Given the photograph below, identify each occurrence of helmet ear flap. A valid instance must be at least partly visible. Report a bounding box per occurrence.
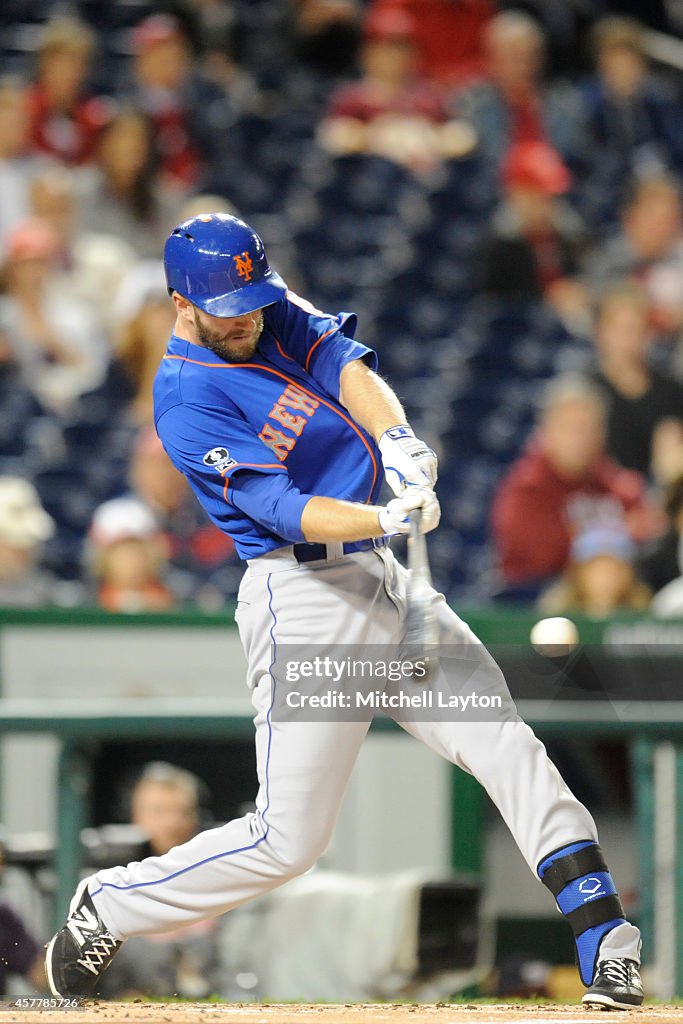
[163,214,287,317]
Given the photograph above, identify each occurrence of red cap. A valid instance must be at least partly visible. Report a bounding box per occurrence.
[133,14,183,54]
[503,141,571,195]
[6,218,60,262]
[365,6,416,41]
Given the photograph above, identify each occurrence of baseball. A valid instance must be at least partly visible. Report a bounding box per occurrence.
[530,616,579,657]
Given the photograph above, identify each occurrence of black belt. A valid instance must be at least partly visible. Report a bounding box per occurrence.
[293,537,390,563]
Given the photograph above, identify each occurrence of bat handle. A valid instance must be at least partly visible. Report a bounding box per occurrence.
[408,507,422,543]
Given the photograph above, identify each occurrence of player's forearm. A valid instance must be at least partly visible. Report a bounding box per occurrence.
[300,496,384,542]
[338,359,407,441]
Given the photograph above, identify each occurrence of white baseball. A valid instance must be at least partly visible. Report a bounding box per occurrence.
[530,616,579,658]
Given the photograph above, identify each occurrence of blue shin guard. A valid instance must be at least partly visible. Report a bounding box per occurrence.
[538,841,626,985]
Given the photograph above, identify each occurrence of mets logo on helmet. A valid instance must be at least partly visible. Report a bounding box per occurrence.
[234,252,254,282]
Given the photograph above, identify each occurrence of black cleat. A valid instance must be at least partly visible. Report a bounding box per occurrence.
[582,958,644,1010]
[45,878,122,997]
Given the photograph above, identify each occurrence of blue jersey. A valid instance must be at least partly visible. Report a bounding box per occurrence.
[153,293,382,559]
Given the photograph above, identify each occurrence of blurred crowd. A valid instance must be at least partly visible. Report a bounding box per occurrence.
[1,0,683,618]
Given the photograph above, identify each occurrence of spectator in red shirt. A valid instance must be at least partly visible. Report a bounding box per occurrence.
[328,8,448,126]
[366,0,494,86]
[491,375,662,587]
[26,18,110,166]
[323,8,470,172]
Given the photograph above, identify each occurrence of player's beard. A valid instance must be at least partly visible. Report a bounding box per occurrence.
[192,309,264,363]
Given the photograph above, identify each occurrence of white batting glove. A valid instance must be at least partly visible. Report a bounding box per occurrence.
[378,425,438,496]
[378,485,441,536]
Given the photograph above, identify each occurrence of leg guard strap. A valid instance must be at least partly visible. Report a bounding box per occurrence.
[566,894,625,937]
[541,842,609,898]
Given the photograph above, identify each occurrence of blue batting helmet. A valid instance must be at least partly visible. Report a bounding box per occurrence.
[164,213,287,317]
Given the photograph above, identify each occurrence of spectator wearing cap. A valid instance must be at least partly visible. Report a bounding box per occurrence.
[73,107,179,259]
[456,11,586,171]
[366,0,494,87]
[538,520,651,618]
[491,375,662,592]
[322,8,469,172]
[0,477,57,607]
[589,283,683,477]
[126,14,230,191]
[0,218,107,413]
[26,18,111,167]
[580,17,683,181]
[479,140,587,323]
[87,496,176,613]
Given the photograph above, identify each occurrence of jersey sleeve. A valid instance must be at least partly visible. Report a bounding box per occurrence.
[156,401,310,541]
[228,470,310,542]
[267,292,378,398]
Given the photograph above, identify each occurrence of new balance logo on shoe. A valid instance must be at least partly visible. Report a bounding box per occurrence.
[67,907,101,947]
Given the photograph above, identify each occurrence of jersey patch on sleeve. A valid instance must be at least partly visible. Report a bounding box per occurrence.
[203,446,238,473]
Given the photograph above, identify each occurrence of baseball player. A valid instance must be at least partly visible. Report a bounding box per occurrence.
[46,214,643,1009]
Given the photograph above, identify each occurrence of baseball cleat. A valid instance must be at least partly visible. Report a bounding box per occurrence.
[45,878,122,997]
[582,958,644,1010]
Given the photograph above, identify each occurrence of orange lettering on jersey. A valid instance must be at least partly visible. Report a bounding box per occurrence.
[258,424,297,462]
[234,252,254,282]
[259,386,320,462]
[269,403,306,436]
[279,385,320,417]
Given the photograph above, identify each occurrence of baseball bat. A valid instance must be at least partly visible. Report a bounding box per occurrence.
[404,508,439,672]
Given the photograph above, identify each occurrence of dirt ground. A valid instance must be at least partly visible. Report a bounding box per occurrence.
[0,1003,681,1024]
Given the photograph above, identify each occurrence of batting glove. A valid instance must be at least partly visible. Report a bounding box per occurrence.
[378,425,438,496]
[378,485,441,536]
